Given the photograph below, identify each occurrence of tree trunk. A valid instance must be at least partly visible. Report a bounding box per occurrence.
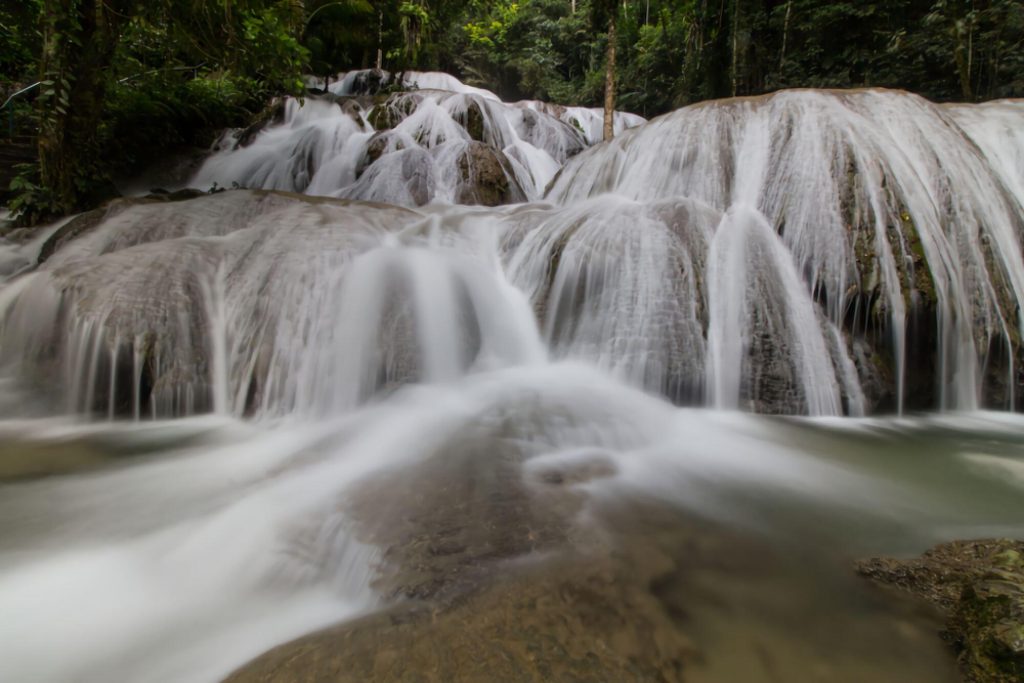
[603,10,616,142]
[954,19,974,100]
[377,9,384,69]
[730,0,739,97]
[37,0,121,217]
[679,2,706,105]
[779,0,792,71]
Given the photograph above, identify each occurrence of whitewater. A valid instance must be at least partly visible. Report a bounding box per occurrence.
[1,71,1023,682]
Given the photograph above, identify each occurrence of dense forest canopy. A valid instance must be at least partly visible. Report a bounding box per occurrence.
[1,0,1022,223]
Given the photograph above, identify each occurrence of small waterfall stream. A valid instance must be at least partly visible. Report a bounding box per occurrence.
[1,74,1024,682]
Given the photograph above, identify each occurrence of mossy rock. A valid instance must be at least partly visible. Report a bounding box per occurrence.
[455,142,525,207]
[367,93,420,131]
[858,539,1024,682]
[355,133,406,180]
[453,100,487,142]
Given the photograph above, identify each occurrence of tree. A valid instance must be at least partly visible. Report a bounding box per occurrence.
[592,0,617,140]
[9,0,1024,225]
[304,1,378,78]
[14,0,311,224]
[35,0,129,218]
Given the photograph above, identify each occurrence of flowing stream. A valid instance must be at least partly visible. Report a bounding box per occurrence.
[1,74,1024,682]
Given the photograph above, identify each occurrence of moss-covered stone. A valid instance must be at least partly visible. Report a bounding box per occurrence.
[857,539,1024,682]
[896,207,936,307]
[355,132,406,180]
[367,93,420,131]
[454,100,487,142]
[454,141,525,207]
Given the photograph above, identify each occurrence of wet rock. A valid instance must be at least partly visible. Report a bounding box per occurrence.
[346,69,391,96]
[236,99,288,148]
[221,437,700,683]
[236,92,367,149]
[165,188,207,202]
[455,141,525,207]
[37,208,108,265]
[2,226,36,244]
[338,98,366,126]
[850,337,896,412]
[314,94,371,128]
[453,100,487,142]
[38,188,213,266]
[397,148,434,206]
[368,93,421,131]
[857,539,1024,682]
[355,132,406,180]
[517,107,587,160]
[742,309,805,414]
[223,552,697,683]
[144,188,207,202]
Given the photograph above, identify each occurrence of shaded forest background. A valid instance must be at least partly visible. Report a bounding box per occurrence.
[2,0,1023,222]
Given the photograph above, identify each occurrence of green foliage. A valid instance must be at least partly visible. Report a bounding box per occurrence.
[463,2,519,50]
[445,0,1024,112]
[240,5,309,95]
[399,1,432,63]
[449,0,599,103]
[104,72,264,173]
[6,0,311,224]
[0,0,41,86]
[5,0,1024,225]
[304,1,376,79]
[7,163,61,227]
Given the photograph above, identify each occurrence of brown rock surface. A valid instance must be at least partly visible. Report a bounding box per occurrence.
[858,539,1024,682]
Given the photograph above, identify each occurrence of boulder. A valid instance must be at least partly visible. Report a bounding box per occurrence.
[455,141,525,207]
[858,539,1024,682]
[368,92,421,132]
[235,99,288,148]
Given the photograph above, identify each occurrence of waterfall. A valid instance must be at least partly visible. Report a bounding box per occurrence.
[550,88,1024,412]
[192,70,644,207]
[4,74,1024,683]
[705,205,843,415]
[2,79,1024,418]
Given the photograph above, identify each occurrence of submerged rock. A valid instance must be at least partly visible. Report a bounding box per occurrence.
[225,472,957,683]
[858,539,1024,682]
[223,435,701,683]
[223,552,697,683]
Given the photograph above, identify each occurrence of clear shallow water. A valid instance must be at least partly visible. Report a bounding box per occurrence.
[0,364,1022,682]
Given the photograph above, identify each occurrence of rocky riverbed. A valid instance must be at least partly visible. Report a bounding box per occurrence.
[224,436,963,683]
[859,539,1024,682]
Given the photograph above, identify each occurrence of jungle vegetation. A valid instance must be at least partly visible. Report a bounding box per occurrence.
[2,0,1022,224]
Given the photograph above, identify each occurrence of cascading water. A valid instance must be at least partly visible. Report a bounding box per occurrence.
[2,75,1024,683]
[193,70,644,207]
[550,88,1024,412]
[705,205,844,415]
